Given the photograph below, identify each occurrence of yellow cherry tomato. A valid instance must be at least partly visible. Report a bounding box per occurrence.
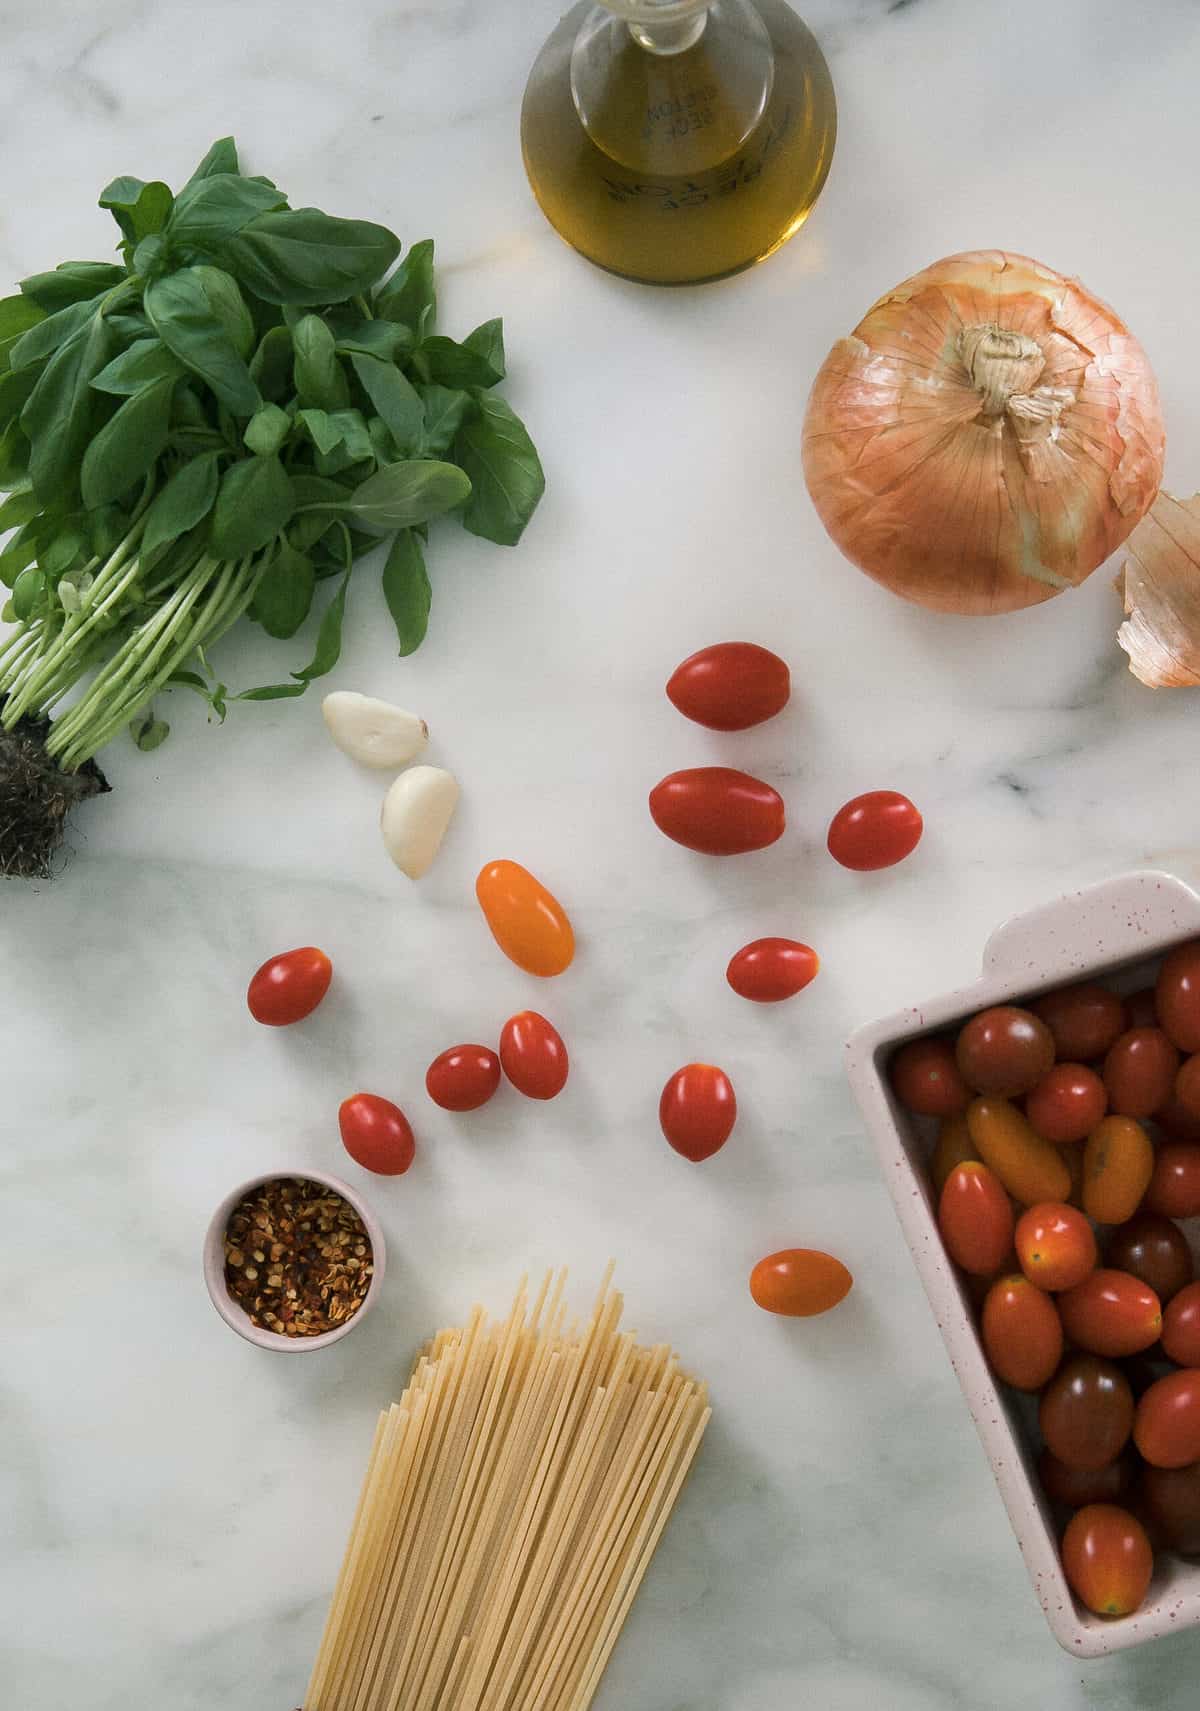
[1082,1116,1155,1225]
[476,860,575,977]
[966,1096,1071,1206]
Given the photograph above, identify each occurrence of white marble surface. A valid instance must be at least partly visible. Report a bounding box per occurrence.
[6,1,1200,1706]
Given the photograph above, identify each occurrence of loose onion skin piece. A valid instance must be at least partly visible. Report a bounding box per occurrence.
[1117,491,1200,687]
[802,251,1164,615]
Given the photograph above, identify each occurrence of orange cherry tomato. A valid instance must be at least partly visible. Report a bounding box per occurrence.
[1134,1370,1200,1468]
[938,1162,1014,1276]
[1058,1270,1162,1358]
[1061,1504,1153,1617]
[826,790,922,871]
[1174,1053,1200,1119]
[1106,1212,1194,1304]
[1156,939,1200,1052]
[1103,1027,1179,1118]
[1014,1202,1097,1292]
[980,1274,1063,1391]
[246,945,332,1026]
[890,1036,971,1118]
[475,861,574,977]
[957,1007,1055,1097]
[666,641,790,731]
[499,1011,568,1101]
[338,1092,415,1176]
[1081,1116,1154,1225]
[966,1097,1071,1206]
[1038,1448,1134,1510]
[425,1045,501,1112]
[726,938,819,1003]
[1032,982,1125,1061]
[930,1113,978,1195]
[749,1248,852,1316]
[1144,1142,1200,1218]
[649,767,785,856]
[1025,1064,1107,1144]
[1161,1282,1200,1367]
[659,1063,737,1162]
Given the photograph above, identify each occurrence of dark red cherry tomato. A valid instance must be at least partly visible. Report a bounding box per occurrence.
[1174,1053,1200,1120]
[666,642,790,731]
[956,1007,1056,1097]
[1039,1356,1134,1471]
[1134,1370,1200,1468]
[246,946,332,1026]
[1106,1213,1194,1305]
[1061,1504,1152,1617]
[1038,1448,1134,1510]
[1124,988,1160,1031]
[1145,1142,1200,1218]
[499,1012,568,1101]
[338,1092,415,1175]
[1161,1282,1200,1367]
[726,938,818,1003]
[1157,940,1200,1053]
[1103,1027,1180,1118]
[425,1045,502,1112]
[890,1036,971,1117]
[1032,982,1125,1061]
[826,790,922,871]
[1025,1063,1108,1144]
[660,1063,737,1162]
[649,768,785,856]
[1141,1462,1200,1553]
[1156,1097,1200,1143]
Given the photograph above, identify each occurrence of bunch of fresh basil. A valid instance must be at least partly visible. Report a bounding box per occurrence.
[0,136,544,773]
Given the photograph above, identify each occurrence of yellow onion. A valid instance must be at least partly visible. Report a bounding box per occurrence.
[1117,492,1200,687]
[802,251,1165,615]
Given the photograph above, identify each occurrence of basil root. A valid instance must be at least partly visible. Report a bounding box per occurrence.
[0,138,544,877]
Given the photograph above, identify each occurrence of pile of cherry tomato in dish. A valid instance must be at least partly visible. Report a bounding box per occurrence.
[891,940,1200,1619]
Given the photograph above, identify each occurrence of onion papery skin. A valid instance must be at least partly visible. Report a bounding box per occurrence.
[802,251,1165,615]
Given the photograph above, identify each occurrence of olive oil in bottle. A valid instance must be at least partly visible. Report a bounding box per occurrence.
[521,0,836,287]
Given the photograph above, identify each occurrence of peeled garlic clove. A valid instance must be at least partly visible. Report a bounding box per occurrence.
[322,691,428,769]
[381,766,460,879]
[1117,492,1200,688]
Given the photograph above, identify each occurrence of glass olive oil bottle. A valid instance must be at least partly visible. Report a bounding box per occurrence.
[521,0,836,286]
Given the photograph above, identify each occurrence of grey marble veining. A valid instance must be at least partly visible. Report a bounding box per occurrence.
[5,1,1200,1706]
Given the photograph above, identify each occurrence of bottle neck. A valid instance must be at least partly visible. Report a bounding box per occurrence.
[601,1,710,56]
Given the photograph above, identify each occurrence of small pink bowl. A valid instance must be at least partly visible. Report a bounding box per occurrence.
[203,1168,386,1352]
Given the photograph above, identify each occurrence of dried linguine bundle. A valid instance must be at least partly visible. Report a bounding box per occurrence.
[303,1269,710,1711]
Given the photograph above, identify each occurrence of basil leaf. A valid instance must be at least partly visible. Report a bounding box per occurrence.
[12,565,45,620]
[8,298,97,374]
[350,353,423,453]
[381,528,430,656]
[0,520,37,583]
[375,239,435,330]
[298,408,372,466]
[333,319,412,362]
[184,137,240,186]
[238,681,309,701]
[248,325,294,402]
[416,320,504,390]
[88,502,132,558]
[20,263,127,314]
[91,338,184,396]
[80,372,174,509]
[417,383,472,457]
[190,265,255,358]
[293,314,349,410]
[168,174,286,247]
[20,314,116,504]
[251,539,315,638]
[454,393,544,546]
[243,402,290,457]
[145,269,260,416]
[0,488,39,532]
[99,177,173,247]
[342,459,470,533]
[216,208,401,306]
[0,367,37,433]
[294,568,349,680]
[210,453,294,557]
[141,449,221,564]
[132,709,170,752]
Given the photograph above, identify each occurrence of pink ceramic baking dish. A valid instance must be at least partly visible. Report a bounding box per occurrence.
[846,868,1200,1657]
